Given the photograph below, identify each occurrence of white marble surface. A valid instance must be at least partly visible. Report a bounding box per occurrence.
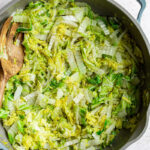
[0,0,150,150]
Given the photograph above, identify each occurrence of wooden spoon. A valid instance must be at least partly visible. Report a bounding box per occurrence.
[0,17,24,107]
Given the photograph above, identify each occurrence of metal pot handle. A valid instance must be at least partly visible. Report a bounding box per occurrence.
[137,0,146,23]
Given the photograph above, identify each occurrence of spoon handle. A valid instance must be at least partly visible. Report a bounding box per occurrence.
[0,70,6,107]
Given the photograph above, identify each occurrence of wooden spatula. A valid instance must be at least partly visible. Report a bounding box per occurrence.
[0,17,24,107]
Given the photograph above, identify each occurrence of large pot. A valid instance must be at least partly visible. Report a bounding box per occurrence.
[0,0,150,149]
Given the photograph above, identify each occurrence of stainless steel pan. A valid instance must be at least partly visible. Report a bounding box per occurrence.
[0,0,150,149]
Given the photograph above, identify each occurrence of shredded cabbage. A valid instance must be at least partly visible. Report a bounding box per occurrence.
[0,0,145,149]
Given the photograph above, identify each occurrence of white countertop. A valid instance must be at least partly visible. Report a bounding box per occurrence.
[0,0,150,150]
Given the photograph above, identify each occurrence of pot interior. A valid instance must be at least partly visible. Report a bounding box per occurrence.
[0,0,150,149]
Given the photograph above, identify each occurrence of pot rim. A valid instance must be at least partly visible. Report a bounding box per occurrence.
[0,0,150,150]
[107,0,150,149]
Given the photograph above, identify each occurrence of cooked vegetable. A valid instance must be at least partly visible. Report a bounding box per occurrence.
[0,109,9,119]
[0,0,145,149]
